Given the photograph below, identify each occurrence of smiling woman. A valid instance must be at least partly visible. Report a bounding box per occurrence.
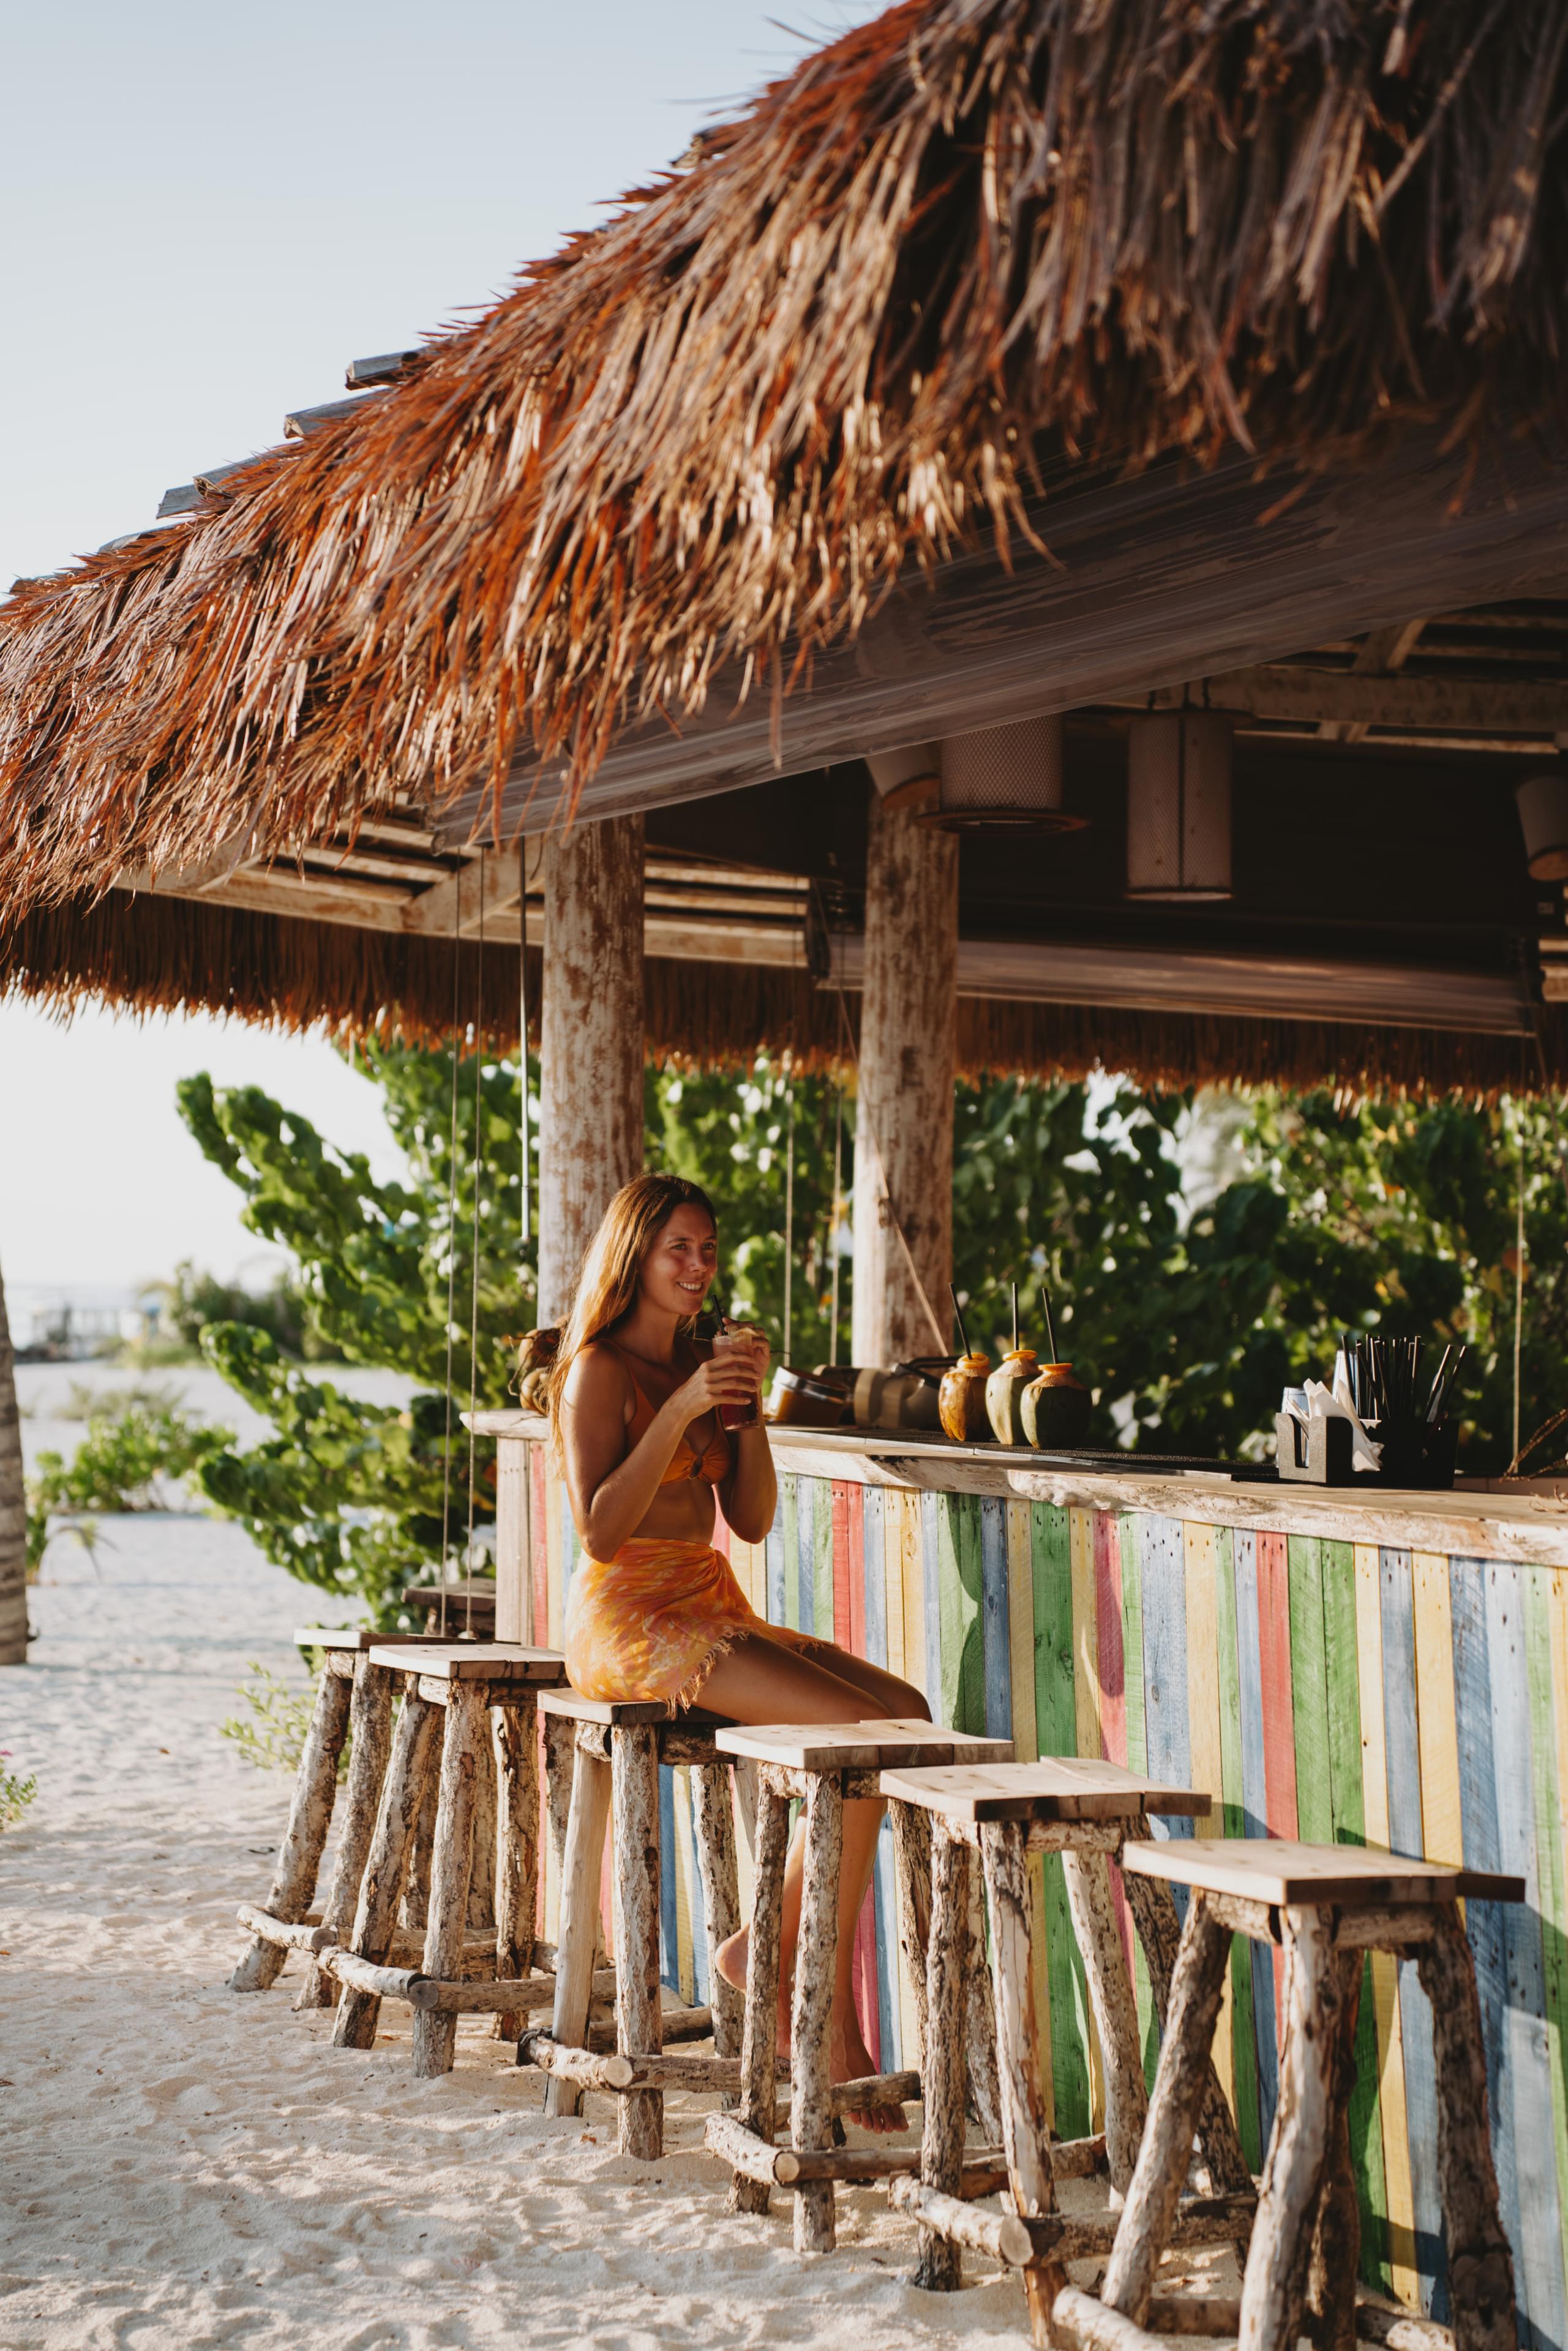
[549,1170,929,2128]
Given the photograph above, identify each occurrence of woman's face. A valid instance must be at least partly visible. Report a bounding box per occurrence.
[640,1203,718,1318]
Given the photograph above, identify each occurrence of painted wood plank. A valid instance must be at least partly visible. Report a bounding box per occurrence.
[861,1487,886,1670]
[1070,1508,1103,1766]
[658,1761,681,1998]
[921,1491,944,1716]
[1448,1559,1529,2345]
[1119,1512,1155,2079]
[530,1443,549,1653]
[814,1475,836,1643]
[1382,1545,1444,2317]
[1234,1529,1280,2150]
[1185,1521,1231,2111]
[1007,1501,1039,1764]
[1355,1542,1418,2307]
[544,1461,565,1649]
[1095,1513,1128,1768]
[980,1496,1013,1743]
[873,1809,901,2069]
[673,1762,705,2007]
[768,1479,790,1630]
[1538,1569,1568,2302]
[1033,1499,1091,2139]
[1215,1524,1262,2173]
[1140,1515,1193,1849]
[844,1482,865,1659]
[898,1487,924,1698]
[1482,1562,1567,2351]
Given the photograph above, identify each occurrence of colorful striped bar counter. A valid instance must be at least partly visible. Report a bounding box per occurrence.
[478,1411,1568,2344]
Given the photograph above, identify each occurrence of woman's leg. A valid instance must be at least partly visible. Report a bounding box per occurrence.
[699,1632,927,2129]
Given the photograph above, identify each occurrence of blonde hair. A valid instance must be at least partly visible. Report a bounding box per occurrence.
[547,1173,718,1431]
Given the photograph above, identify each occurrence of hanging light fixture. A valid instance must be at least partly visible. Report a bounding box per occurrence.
[1125,711,1233,901]
[866,718,1084,830]
[1515,770,1568,880]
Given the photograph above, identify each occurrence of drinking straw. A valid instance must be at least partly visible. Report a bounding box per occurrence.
[949,1282,972,1360]
[1042,1283,1059,1364]
[1011,1281,1019,1356]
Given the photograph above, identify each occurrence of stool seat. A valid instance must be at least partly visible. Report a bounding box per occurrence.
[295,1625,452,1652]
[538,1687,731,1730]
[716,1717,1011,1771]
[1122,1834,1525,1909]
[367,1641,566,1684]
[882,1758,1211,1823]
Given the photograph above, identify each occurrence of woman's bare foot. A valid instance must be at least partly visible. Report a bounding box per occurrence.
[832,2009,906,2134]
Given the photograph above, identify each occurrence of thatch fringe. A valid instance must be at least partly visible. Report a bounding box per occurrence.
[2,0,1566,915]
[4,893,1560,1100]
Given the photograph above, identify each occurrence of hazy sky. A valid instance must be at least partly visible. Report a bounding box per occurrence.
[0,0,879,1313]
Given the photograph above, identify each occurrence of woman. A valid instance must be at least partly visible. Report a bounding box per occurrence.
[553,1171,926,2131]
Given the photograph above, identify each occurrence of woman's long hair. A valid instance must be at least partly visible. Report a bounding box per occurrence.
[547,1172,718,1434]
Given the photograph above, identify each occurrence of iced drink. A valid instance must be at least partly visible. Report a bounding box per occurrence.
[711,1324,762,1430]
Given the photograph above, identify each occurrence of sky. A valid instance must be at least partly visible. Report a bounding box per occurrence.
[0,0,880,1319]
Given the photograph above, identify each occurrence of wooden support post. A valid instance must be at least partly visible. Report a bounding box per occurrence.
[729,1782,790,2217]
[536,814,645,1323]
[545,1745,612,2118]
[613,1723,664,2159]
[980,1820,1065,2349]
[914,1822,970,2292]
[402,1732,441,1933]
[790,1772,845,2252]
[1308,1949,1366,2351]
[467,1709,498,1933]
[692,1761,743,2060]
[493,1692,541,2038]
[891,1798,934,2077]
[1102,1891,1232,2326]
[231,1664,354,1992]
[412,1682,486,2077]
[296,1654,396,2009]
[964,1857,1003,2143]
[333,1690,442,2048]
[1121,1843,1255,2198]
[1062,1847,1148,2196]
[1414,1908,1518,2351]
[1236,1905,1348,2351]
[849,788,957,1366]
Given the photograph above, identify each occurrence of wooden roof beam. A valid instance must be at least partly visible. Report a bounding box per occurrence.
[1132,666,1568,733]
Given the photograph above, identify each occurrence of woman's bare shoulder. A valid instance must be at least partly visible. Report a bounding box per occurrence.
[563,1340,634,1414]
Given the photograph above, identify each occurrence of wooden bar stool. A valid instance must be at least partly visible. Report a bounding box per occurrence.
[517,1688,746,2160]
[1054,1839,1525,2351]
[325,1643,568,2074]
[230,1626,448,1996]
[874,1758,1255,2330]
[707,1717,1013,2255]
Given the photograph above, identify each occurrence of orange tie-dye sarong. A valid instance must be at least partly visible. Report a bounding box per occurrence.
[564,1537,825,1712]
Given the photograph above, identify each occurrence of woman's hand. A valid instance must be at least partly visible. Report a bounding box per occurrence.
[724,1322,771,1404]
[671,1352,757,1425]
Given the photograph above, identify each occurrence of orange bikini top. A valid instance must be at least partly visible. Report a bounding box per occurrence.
[603,1338,731,1486]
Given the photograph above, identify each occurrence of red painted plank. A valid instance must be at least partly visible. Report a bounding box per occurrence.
[832,1481,853,1651]
[530,1444,549,1649]
[710,1498,732,1560]
[1255,1529,1299,2018]
[852,1881,880,2068]
[846,1482,867,1659]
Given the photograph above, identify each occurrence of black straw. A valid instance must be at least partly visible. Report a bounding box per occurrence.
[1042,1283,1059,1364]
[949,1282,972,1360]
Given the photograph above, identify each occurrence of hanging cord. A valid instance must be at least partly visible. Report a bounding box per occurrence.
[827,1015,845,1367]
[809,876,950,1356]
[781,1054,795,1369]
[1513,1103,1526,1472]
[518,838,544,1260]
[465,857,487,1640]
[438,867,465,1641]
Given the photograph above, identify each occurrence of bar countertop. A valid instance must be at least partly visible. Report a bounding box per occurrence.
[470,1409,1568,1569]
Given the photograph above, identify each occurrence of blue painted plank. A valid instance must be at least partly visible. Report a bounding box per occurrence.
[796,1475,818,1637]
[1484,1562,1567,2351]
[1379,1545,1445,2317]
[683,1774,710,2008]
[980,1495,1013,1743]
[765,1485,787,1628]
[863,1487,888,1670]
[1234,1529,1279,2148]
[1450,1558,1527,2346]
[1141,1515,1193,1848]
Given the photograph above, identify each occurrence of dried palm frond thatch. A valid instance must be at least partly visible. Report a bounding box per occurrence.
[2,0,1566,915]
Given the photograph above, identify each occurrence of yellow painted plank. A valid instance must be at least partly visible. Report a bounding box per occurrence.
[1356,1543,1418,2308]
[671,1764,697,2006]
[1184,1523,1232,2111]
[884,1490,908,1685]
[898,1491,925,1703]
[1070,1508,1102,1763]
[1008,1500,1039,1761]
[1411,1552,1462,1867]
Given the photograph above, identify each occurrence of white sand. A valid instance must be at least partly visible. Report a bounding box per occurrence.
[0,1510,1056,2351]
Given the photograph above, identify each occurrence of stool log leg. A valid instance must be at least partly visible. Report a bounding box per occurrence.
[1237,1905,1346,2351]
[231,1663,353,1992]
[296,1657,395,2010]
[1121,1837,1254,2199]
[729,1781,790,2217]
[466,1711,498,1933]
[413,1681,487,2077]
[980,1820,1065,2350]
[493,1692,541,2038]
[790,1770,845,2252]
[402,1728,442,1932]
[613,1723,664,2159]
[544,1745,612,2118]
[964,1860,1004,2144]
[1062,1848,1148,2197]
[543,1712,576,1914]
[333,1690,441,2048]
[1307,1949,1365,2351]
[1102,1891,1232,2326]
[692,1761,743,2061]
[891,1798,934,2079]
[914,1821,970,2292]
[1415,1907,1517,2351]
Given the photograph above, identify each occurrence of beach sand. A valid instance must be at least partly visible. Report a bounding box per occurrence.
[0,1510,1081,2351]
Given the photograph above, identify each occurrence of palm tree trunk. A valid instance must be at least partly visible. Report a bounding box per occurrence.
[0,1259,29,1665]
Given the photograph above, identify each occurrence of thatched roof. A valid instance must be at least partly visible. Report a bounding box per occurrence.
[3,0,1567,916]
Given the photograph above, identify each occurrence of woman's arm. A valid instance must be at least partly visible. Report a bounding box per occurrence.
[560,1342,756,1559]
[718,1329,777,1543]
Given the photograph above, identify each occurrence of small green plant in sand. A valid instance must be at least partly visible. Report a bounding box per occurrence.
[0,1753,38,1830]
[29,1393,231,1524]
[220,1662,351,1778]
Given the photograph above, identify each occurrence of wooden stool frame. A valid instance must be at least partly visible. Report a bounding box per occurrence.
[1054,1838,1525,2351]
[518,1690,746,2161]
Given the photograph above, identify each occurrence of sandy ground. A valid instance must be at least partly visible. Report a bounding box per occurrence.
[0,1505,1062,2351]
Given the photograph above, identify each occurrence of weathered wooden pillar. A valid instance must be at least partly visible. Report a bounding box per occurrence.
[0,1259,28,1667]
[851,789,957,1366]
[536,814,645,1325]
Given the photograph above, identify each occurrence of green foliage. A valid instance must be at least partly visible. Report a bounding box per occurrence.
[0,1754,38,1829]
[151,1261,339,1363]
[219,1662,350,1777]
[28,1394,231,1524]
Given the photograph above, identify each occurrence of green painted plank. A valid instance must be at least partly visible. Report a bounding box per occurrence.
[1525,1572,1568,2317]
[1215,1524,1262,2172]
[1288,1535,1334,1846]
[1119,1511,1155,2080]
[937,1495,984,1736]
[1032,1501,1090,2138]
[1319,1538,1389,2285]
